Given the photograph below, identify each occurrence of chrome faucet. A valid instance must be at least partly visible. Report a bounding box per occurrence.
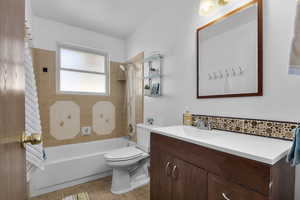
[196,119,213,131]
[207,121,213,130]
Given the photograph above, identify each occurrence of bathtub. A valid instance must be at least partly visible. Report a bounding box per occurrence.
[30,137,130,197]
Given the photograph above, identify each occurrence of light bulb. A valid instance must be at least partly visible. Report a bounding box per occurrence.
[218,0,233,6]
[218,0,231,6]
[199,0,218,16]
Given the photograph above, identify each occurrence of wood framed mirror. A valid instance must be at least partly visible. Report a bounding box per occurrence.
[197,0,263,98]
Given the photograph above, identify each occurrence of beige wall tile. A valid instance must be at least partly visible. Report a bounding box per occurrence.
[33,48,129,147]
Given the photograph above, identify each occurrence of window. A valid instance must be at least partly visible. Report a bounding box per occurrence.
[57,43,109,95]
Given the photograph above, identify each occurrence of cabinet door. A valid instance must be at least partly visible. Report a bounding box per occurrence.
[150,149,173,200]
[172,158,207,200]
[208,174,267,200]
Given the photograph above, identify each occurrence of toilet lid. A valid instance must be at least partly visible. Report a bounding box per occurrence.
[104,147,144,161]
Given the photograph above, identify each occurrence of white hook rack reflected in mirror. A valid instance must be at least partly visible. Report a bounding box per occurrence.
[208,66,245,80]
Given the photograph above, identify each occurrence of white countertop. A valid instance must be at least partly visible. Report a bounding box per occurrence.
[152,126,292,165]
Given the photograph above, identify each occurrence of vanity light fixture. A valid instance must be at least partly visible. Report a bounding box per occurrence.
[218,0,230,6]
[199,0,233,16]
[199,0,218,16]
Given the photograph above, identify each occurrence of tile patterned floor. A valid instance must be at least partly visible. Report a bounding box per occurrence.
[31,177,150,200]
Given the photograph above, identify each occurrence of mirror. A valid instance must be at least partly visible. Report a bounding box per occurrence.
[197,0,263,98]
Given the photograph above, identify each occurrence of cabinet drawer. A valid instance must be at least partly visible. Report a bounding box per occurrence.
[208,174,267,200]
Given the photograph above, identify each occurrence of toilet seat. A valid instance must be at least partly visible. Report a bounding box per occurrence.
[104,147,144,162]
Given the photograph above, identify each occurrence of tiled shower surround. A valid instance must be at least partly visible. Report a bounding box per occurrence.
[192,115,299,141]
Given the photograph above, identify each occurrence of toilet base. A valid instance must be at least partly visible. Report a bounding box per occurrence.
[111,162,149,194]
[111,174,149,195]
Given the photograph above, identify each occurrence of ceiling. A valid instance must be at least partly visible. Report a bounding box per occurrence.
[31,0,165,39]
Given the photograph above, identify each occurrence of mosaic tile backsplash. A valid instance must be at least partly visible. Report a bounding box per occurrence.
[191,115,299,141]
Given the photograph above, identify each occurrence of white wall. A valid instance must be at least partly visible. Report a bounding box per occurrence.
[32,17,125,62]
[126,0,300,198]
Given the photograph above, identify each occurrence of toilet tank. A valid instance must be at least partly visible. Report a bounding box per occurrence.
[136,124,158,153]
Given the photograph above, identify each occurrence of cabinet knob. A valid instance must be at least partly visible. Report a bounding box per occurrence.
[222,193,231,200]
[172,165,178,180]
[165,162,172,176]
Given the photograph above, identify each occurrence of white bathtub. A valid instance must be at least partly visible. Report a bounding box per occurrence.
[30,137,130,197]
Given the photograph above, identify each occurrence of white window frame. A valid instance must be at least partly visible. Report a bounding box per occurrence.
[56,43,110,96]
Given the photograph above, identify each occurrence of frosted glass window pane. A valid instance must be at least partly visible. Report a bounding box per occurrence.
[60,70,106,93]
[60,48,105,73]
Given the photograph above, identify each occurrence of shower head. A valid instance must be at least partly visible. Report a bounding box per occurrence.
[120,65,126,71]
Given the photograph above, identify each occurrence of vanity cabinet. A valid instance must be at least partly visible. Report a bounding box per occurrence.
[172,157,207,200]
[150,149,207,200]
[150,133,295,200]
[150,150,173,200]
[208,174,266,200]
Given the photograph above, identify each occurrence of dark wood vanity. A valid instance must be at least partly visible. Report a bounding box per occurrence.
[150,133,295,200]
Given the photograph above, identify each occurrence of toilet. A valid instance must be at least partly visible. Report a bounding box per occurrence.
[104,124,157,194]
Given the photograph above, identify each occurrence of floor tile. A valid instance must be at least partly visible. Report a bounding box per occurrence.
[30,177,149,200]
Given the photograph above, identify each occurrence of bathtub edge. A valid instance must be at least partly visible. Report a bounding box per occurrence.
[30,171,112,197]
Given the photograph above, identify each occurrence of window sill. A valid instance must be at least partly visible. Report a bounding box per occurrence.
[56,91,109,96]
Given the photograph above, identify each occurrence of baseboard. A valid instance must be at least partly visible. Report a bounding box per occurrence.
[30,171,112,197]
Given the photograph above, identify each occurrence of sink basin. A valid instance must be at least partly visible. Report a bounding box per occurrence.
[153,125,215,140]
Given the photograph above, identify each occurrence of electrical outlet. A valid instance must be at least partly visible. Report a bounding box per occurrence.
[81,126,91,136]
